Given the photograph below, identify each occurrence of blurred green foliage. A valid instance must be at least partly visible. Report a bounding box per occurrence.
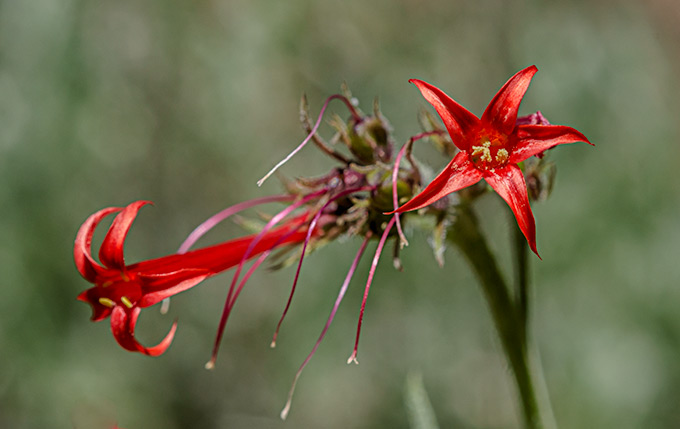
[1,0,679,427]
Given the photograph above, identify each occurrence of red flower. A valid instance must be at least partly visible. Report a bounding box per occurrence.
[391,65,592,255]
[75,201,310,356]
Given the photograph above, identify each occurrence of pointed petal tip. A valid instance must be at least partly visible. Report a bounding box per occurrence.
[408,79,480,151]
[99,200,154,271]
[482,65,539,134]
[74,206,122,282]
[76,290,89,302]
[530,242,541,260]
[110,307,177,357]
[142,319,177,357]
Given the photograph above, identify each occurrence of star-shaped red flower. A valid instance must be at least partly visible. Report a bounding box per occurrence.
[391,65,592,255]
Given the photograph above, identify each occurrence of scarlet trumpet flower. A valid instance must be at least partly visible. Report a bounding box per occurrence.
[75,200,310,356]
[391,65,592,255]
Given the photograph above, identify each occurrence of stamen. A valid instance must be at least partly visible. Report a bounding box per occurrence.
[160,298,170,315]
[271,186,373,347]
[279,235,370,420]
[257,95,362,187]
[178,195,296,253]
[208,193,324,367]
[348,216,396,364]
[101,281,113,288]
[98,297,116,308]
[391,132,444,247]
[495,148,509,163]
[208,218,308,367]
[471,141,492,163]
[120,296,134,309]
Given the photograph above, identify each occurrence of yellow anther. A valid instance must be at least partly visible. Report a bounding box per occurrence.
[495,148,509,163]
[120,296,134,309]
[101,281,113,288]
[98,297,116,308]
[471,141,492,163]
[120,272,130,282]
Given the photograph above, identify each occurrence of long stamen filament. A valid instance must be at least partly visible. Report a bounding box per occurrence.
[280,235,371,420]
[257,95,362,187]
[272,186,374,348]
[178,195,296,253]
[348,216,397,364]
[391,131,445,247]
[207,190,326,368]
[204,218,309,369]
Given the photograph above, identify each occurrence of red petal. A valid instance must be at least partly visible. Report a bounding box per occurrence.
[74,207,122,282]
[509,124,593,164]
[138,273,210,307]
[99,201,152,271]
[110,306,176,356]
[483,165,539,257]
[131,222,309,275]
[409,79,479,151]
[481,66,538,135]
[77,288,112,321]
[390,152,482,214]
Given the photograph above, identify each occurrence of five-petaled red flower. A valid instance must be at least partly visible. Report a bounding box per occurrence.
[391,65,592,255]
[75,201,309,356]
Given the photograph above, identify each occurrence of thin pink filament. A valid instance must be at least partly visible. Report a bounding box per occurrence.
[272,185,374,347]
[178,195,295,253]
[257,94,362,187]
[205,218,309,369]
[348,215,397,364]
[391,131,444,246]
[208,190,326,367]
[280,235,371,420]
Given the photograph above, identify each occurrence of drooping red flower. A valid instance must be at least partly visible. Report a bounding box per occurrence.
[75,200,310,356]
[391,65,592,255]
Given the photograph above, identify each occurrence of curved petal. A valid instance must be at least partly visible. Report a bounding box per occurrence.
[99,201,152,271]
[481,65,538,135]
[77,288,113,321]
[509,124,592,164]
[410,79,479,151]
[110,306,176,356]
[389,152,482,214]
[74,207,121,282]
[138,273,210,307]
[483,165,539,257]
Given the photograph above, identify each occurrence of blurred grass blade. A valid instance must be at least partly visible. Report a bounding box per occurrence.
[404,372,440,429]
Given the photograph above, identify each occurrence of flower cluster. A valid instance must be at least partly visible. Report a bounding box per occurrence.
[74,65,590,418]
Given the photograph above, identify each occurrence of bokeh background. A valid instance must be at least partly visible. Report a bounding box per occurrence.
[2,0,679,427]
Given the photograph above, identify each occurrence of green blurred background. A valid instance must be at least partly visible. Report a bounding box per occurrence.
[2,0,679,427]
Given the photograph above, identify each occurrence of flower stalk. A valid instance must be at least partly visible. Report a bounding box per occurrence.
[449,203,540,428]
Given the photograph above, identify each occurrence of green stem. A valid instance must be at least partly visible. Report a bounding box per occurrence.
[449,205,540,429]
[513,217,530,335]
